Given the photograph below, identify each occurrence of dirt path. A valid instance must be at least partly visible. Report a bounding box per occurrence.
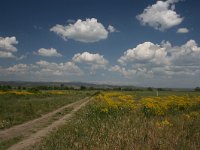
[0,97,89,142]
[7,98,89,150]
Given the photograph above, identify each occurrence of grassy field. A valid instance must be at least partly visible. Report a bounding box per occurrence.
[0,90,93,129]
[122,90,200,99]
[32,91,200,150]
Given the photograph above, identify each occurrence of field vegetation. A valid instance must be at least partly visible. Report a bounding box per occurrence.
[0,90,93,129]
[33,91,200,150]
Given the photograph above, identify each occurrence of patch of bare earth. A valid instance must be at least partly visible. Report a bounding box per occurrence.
[0,97,90,150]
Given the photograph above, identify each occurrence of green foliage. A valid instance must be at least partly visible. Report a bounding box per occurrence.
[0,91,93,129]
[147,87,153,91]
[195,87,200,92]
[0,136,23,150]
[80,86,86,90]
[0,85,12,91]
[27,87,40,93]
[32,92,200,150]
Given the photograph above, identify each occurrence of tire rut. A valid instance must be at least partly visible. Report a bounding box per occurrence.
[0,97,89,141]
[7,98,90,150]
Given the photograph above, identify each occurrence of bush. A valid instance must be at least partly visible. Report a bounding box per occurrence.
[195,87,200,92]
[27,88,40,93]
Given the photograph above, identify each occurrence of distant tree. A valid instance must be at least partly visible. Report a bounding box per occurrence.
[80,86,86,90]
[157,88,164,91]
[113,87,122,91]
[195,87,200,91]
[147,87,153,91]
[0,85,12,91]
[27,87,40,93]
[88,87,95,90]
[63,86,69,90]
[60,84,64,89]
[69,87,75,90]
[122,87,133,91]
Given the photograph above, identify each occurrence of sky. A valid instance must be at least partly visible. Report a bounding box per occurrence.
[0,0,200,88]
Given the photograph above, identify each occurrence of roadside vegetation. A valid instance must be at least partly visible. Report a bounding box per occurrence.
[0,90,93,129]
[33,91,200,150]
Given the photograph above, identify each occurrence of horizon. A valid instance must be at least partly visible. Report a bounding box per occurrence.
[0,80,197,89]
[0,0,200,88]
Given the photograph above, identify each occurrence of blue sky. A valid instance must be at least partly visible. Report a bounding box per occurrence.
[0,0,200,88]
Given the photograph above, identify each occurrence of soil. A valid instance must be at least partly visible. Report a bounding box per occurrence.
[0,97,90,150]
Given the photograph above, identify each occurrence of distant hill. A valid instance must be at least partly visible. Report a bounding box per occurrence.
[0,81,136,89]
[0,81,194,91]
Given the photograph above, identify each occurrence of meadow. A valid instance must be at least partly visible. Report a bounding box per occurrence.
[0,90,93,129]
[32,91,200,150]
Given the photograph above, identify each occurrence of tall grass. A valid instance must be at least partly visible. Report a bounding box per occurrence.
[33,91,200,150]
[0,90,93,129]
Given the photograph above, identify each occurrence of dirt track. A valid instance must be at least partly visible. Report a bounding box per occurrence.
[0,97,90,150]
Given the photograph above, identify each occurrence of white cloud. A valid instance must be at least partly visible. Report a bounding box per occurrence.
[0,37,18,52]
[136,0,183,31]
[37,48,62,57]
[16,53,29,61]
[109,65,136,77]
[6,64,30,74]
[72,52,108,69]
[36,60,83,76]
[0,51,15,58]
[115,40,200,78]
[1,60,83,79]
[50,18,109,43]
[108,25,118,33]
[0,37,18,58]
[118,41,169,65]
[152,65,199,76]
[177,28,189,33]
[168,40,200,65]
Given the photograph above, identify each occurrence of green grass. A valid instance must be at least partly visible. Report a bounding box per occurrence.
[121,90,200,100]
[0,136,23,150]
[0,90,94,129]
[32,92,200,150]
[0,105,74,150]
[50,107,74,122]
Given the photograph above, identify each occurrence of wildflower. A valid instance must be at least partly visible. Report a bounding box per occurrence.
[183,114,191,119]
[189,112,199,118]
[156,119,173,128]
[0,120,10,129]
[101,108,108,113]
[10,91,33,95]
[47,91,66,95]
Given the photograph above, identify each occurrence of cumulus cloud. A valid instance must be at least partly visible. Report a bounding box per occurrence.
[50,18,111,43]
[1,60,83,80]
[72,52,108,69]
[109,65,154,78]
[6,64,30,74]
[37,48,62,57]
[177,28,189,33]
[118,42,169,65]
[0,37,18,52]
[151,65,199,76]
[108,25,118,33]
[36,60,83,76]
[0,51,15,58]
[0,37,18,58]
[136,0,183,31]
[168,40,200,65]
[115,40,200,78]
[109,65,136,77]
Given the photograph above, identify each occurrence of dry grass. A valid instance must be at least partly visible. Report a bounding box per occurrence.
[32,91,200,150]
[0,90,93,129]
